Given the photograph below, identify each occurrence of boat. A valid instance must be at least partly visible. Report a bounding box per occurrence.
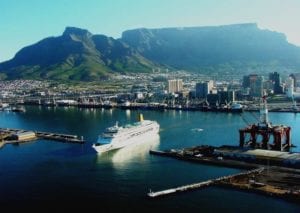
[92,114,160,153]
[0,103,10,111]
[11,106,26,112]
[102,100,113,109]
[120,100,131,109]
[191,128,203,132]
[230,102,243,113]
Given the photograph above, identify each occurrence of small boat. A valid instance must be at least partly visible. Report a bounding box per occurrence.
[191,128,204,132]
[230,102,243,113]
[11,106,26,112]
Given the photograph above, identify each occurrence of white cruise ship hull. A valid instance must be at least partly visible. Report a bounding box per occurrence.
[92,121,159,154]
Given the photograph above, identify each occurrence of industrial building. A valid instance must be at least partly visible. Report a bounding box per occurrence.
[214,147,300,168]
[11,131,36,141]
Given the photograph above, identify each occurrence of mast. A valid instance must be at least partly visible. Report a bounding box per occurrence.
[259,96,269,127]
[292,94,298,111]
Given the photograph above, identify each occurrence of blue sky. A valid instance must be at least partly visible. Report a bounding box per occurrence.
[1,0,300,62]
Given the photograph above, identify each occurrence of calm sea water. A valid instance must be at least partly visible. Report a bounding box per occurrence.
[0,106,299,211]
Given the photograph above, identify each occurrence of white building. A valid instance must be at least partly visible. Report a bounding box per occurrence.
[286,77,294,98]
[168,79,183,93]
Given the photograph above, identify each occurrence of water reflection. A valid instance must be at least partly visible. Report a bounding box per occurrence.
[125,109,131,119]
[96,134,160,167]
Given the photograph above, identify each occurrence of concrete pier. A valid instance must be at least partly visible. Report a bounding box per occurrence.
[0,127,85,147]
[148,168,264,198]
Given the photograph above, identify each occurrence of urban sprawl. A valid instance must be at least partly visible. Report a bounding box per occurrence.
[0,71,300,112]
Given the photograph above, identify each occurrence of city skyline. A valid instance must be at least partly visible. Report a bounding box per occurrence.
[1,0,300,62]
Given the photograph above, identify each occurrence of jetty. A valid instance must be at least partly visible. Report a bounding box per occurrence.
[149,147,300,202]
[0,127,84,148]
[148,167,264,198]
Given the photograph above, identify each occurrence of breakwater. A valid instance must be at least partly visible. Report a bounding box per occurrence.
[0,127,84,148]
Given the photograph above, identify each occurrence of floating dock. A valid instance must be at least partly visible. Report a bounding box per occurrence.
[0,127,85,148]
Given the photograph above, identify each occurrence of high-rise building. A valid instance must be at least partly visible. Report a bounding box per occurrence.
[242,75,251,88]
[219,90,235,104]
[195,80,213,98]
[168,79,183,93]
[289,73,300,88]
[243,74,264,97]
[251,76,264,97]
[286,77,294,98]
[269,72,283,94]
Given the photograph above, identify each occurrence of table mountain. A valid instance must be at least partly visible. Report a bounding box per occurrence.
[1,23,300,80]
[122,23,300,73]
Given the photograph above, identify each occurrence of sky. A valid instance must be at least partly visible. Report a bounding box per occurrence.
[0,0,300,62]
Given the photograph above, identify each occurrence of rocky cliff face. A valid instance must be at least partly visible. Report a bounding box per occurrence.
[122,23,300,71]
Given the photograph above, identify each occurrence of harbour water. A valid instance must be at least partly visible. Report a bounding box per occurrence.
[0,106,300,211]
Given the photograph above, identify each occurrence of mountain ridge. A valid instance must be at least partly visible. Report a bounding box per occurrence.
[0,27,156,81]
[1,23,300,81]
[122,23,300,71]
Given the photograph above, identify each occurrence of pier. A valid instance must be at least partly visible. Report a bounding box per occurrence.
[149,149,258,170]
[148,168,264,198]
[149,147,300,202]
[35,131,84,143]
[0,127,85,148]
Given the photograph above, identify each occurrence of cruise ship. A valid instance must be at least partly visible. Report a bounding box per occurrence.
[92,114,160,153]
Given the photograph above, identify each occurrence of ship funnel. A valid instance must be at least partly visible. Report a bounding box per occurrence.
[139,114,144,122]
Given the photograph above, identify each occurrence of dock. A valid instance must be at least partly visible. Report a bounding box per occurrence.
[35,131,84,143]
[148,167,264,198]
[149,149,258,170]
[149,147,300,202]
[0,127,85,147]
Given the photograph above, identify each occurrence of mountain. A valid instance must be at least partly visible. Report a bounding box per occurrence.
[122,23,300,73]
[0,27,155,81]
[1,23,300,81]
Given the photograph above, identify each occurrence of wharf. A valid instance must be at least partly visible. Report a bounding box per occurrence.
[150,145,300,169]
[35,131,84,143]
[0,127,85,147]
[149,149,258,170]
[16,98,300,113]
